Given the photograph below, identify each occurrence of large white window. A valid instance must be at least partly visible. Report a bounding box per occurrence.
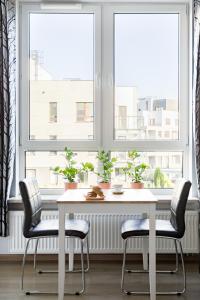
[19,2,189,192]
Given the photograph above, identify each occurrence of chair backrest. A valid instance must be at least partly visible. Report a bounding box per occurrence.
[170,178,191,238]
[19,178,42,238]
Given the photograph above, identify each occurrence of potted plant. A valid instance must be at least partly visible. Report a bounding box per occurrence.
[96,150,117,189]
[123,150,149,189]
[53,147,94,190]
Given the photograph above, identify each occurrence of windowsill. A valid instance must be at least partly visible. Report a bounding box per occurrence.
[8,194,199,211]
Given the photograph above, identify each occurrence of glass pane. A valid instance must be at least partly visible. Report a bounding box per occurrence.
[26,152,97,189]
[114,14,179,140]
[111,152,183,188]
[29,14,94,140]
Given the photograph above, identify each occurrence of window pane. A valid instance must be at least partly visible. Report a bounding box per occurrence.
[114,14,179,140]
[26,152,97,189]
[49,102,57,123]
[111,152,183,188]
[29,14,94,140]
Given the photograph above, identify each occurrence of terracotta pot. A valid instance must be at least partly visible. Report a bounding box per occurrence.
[130,182,144,189]
[64,182,78,191]
[98,182,111,189]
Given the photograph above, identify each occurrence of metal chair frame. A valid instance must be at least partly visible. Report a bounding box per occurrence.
[22,235,89,295]
[33,236,89,274]
[121,236,186,296]
[125,237,179,275]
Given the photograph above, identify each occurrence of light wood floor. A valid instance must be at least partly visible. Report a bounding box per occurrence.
[0,260,199,300]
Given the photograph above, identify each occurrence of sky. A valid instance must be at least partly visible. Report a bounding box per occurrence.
[30,13,178,99]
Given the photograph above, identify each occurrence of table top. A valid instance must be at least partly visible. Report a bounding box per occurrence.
[57,188,157,204]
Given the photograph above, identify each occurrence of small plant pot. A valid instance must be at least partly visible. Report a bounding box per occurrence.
[98,182,111,189]
[64,182,78,191]
[130,182,144,189]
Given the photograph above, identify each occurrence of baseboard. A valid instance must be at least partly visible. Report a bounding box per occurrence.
[0,253,199,263]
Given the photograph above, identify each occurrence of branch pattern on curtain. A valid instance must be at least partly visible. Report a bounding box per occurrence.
[0,0,15,236]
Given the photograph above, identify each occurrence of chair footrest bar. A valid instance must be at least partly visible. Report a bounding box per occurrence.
[37,267,89,274]
[23,290,84,295]
[123,290,184,295]
[125,269,177,274]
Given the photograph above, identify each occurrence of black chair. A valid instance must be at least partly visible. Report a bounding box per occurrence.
[121,178,191,295]
[19,178,90,295]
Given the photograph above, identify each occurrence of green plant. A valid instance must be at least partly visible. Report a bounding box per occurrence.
[81,162,94,173]
[153,167,165,188]
[96,150,117,183]
[153,167,173,188]
[123,150,149,183]
[53,147,94,183]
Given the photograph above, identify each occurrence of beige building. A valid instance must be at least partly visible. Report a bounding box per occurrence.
[27,57,181,188]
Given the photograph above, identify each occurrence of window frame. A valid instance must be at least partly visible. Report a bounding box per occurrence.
[19,3,101,152]
[102,3,189,152]
[18,2,189,195]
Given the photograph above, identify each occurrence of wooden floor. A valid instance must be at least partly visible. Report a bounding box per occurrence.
[0,260,199,300]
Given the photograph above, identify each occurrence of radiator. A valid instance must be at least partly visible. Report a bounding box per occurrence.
[8,211,199,254]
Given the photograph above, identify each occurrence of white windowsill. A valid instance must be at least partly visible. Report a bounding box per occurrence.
[8,194,199,211]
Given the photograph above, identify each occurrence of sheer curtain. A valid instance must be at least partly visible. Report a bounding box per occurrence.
[0,0,15,236]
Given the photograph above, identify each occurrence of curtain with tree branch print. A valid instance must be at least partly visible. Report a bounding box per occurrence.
[0,0,15,237]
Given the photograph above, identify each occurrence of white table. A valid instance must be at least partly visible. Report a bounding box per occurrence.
[57,189,157,300]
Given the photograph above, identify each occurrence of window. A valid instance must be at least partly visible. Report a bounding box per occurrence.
[28,10,96,141]
[49,102,57,123]
[117,105,127,129]
[19,3,188,192]
[76,102,93,122]
[111,152,183,188]
[25,151,98,189]
[149,119,156,126]
[49,135,57,140]
[114,12,181,141]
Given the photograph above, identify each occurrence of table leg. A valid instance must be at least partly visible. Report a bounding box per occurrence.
[68,213,74,271]
[149,206,156,300]
[58,206,65,300]
[142,237,148,271]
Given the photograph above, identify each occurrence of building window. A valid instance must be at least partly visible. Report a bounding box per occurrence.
[19,3,189,191]
[49,151,57,156]
[164,131,170,138]
[118,106,127,129]
[49,135,57,140]
[76,102,93,122]
[49,102,57,123]
[149,119,155,126]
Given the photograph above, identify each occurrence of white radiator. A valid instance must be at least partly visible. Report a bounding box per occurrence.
[8,211,199,254]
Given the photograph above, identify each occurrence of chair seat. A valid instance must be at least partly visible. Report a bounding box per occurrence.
[27,219,89,239]
[121,218,181,240]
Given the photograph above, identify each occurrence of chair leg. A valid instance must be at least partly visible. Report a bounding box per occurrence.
[177,240,186,295]
[37,236,90,274]
[21,239,31,292]
[75,239,86,295]
[85,235,90,272]
[126,238,179,274]
[173,239,179,273]
[121,239,128,294]
[34,238,39,270]
[22,237,88,295]
[121,238,186,295]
